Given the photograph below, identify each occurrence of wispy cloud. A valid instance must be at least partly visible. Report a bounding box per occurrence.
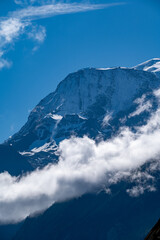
[0,1,125,70]
[0,88,160,223]
[0,58,11,70]
[27,25,46,43]
[14,0,53,5]
[0,18,27,69]
[0,18,24,44]
[12,2,124,20]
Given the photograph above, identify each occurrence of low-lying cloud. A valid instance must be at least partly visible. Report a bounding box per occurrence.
[0,90,160,224]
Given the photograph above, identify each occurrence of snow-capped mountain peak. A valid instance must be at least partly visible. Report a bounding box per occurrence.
[29,67,158,120]
[134,58,160,73]
[7,61,160,166]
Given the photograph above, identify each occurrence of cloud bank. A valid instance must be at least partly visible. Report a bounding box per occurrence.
[0,89,160,224]
[0,1,124,70]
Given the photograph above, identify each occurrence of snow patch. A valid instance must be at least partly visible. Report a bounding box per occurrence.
[31,142,57,153]
[102,113,112,127]
[45,113,63,121]
[129,95,152,118]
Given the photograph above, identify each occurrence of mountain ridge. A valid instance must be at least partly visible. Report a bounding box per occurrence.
[0,58,160,240]
[5,59,160,167]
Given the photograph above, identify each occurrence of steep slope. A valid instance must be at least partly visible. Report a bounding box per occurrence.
[14,178,160,240]
[7,66,160,166]
[144,218,160,240]
[0,59,160,240]
[0,223,22,240]
[0,145,32,176]
[134,58,160,76]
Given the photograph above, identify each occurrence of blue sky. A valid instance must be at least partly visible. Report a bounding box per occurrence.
[0,0,160,143]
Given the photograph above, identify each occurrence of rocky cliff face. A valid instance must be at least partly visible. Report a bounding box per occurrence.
[1,59,160,240]
[6,59,160,167]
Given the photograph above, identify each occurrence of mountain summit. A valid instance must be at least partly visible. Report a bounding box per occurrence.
[134,58,160,74]
[6,59,160,166]
[1,59,160,240]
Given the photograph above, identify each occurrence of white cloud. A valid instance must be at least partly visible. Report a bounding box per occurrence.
[126,167,158,197]
[14,0,26,4]
[127,185,156,197]
[0,1,125,70]
[0,18,26,69]
[0,58,11,70]
[0,18,24,44]
[12,3,124,20]
[0,89,160,223]
[14,0,54,5]
[27,25,46,43]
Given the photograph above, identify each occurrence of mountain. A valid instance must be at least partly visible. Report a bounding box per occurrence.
[0,58,160,240]
[6,65,160,167]
[144,218,160,240]
[134,58,160,76]
[0,145,32,176]
[13,180,160,240]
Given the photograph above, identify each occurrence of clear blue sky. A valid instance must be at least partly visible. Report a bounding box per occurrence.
[0,0,160,143]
